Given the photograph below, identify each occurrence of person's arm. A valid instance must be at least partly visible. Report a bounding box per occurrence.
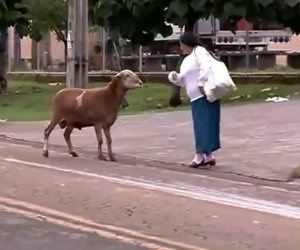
[168,71,185,86]
[168,57,190,87]
[194,47,211,87]
[194,47,212,96]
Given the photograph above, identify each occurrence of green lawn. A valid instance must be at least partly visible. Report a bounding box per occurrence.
[0,80,299,121]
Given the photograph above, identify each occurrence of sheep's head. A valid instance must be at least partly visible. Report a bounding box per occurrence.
[113,70,143,89]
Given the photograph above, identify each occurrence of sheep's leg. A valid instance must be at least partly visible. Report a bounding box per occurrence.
[64,126,78,157]
[103,127,116,162]
[94,123,106,161]
[43,119,59,157]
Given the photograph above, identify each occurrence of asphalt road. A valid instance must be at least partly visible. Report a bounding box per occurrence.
[0,210,150,250]
[0,139,299,250]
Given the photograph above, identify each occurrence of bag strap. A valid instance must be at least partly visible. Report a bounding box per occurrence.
[208,50,222,62]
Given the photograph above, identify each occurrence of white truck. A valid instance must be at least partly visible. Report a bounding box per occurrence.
[151,16,292,54]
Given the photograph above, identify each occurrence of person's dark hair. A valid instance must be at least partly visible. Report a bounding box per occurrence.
[179,32,210,49]
[180,31,221,61]
[179,32,199,47]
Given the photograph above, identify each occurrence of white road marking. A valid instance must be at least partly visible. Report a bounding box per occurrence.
[4,158,300,220]
[0,198,204,250]
[160,122,192,128]
[260,185,289,192]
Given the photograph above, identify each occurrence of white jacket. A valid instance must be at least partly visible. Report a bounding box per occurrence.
[168,46,212,102]
[169,46,236,102]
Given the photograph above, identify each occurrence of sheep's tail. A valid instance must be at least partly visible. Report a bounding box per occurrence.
[58,119,67,129]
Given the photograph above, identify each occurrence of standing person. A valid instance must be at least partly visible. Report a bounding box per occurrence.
[168,32,221,168]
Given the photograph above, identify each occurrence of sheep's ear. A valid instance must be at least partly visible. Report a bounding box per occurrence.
[112,73,121,81]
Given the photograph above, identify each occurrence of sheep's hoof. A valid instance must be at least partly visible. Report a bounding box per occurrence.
[42,150,49,158]
[70,151,79,157]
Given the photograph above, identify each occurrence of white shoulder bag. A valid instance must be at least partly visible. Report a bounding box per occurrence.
[195,47,237,102]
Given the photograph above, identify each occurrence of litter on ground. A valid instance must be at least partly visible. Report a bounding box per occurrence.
[265,97,289,103]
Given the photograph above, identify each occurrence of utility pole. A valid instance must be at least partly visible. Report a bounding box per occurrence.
[67,0,89,88]
[101,28,106,71]
[7,27,13,73]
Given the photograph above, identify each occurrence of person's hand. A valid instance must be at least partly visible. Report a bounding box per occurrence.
[199,86,206,96]
[168,71,178,83]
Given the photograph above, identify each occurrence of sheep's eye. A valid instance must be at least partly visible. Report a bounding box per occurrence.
[126,74,130,77]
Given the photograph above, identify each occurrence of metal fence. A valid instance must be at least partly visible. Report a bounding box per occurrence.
[6,26,300,74]
[6,27,149,74]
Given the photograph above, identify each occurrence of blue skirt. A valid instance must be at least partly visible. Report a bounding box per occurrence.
[191,97,221,153]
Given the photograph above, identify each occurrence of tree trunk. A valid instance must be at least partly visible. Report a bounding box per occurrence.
[31,40,38,70]
[54,27,68,71]
[169,54,186,107]
[63,39,67,70]
[0,49,7,80]
[0,46,7,92]
[185,21,195,32]
[112,41,121,71]
[0,30,7,77]
[0,29,8,92]
[168,23,195,107]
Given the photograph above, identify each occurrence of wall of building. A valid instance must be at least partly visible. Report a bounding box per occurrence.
[268,35,300,65]
[11,28,103,71]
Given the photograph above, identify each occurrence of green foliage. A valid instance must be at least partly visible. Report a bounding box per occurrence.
[23,0,68,42]
[0,0,29,37]
[91,0,174,45]
[92,0,300,45]
[0,1,29,77]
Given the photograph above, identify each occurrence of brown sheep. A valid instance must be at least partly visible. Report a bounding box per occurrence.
[42,69,143,161]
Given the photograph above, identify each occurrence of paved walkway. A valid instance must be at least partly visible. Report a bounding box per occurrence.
[1,101,300,181]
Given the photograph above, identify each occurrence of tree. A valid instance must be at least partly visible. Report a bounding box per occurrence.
[91,0,300,106]
[24,0,68,64]
[0,0,29,79]
[92,0,300,42]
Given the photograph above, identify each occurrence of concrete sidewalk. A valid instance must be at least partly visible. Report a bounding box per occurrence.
[1,101,300,181]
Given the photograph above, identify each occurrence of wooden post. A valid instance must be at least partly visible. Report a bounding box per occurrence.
[67,0,89,88]
[139,45,142,72]
[7,27,13,73]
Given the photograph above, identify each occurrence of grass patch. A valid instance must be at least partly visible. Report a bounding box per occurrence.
[0,80,299,121]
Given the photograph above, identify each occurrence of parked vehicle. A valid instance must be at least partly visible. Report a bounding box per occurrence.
[151,17,292,54]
